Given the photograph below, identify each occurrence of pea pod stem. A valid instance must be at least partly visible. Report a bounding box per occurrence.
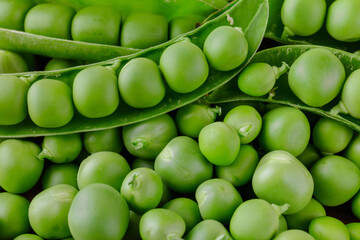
[272,61,290,79]
[330,100,349,116]
[37,147,53,160]
[208,105,222,117]
[132,138,148,150]
[281,26,295,40]
[271,203,290,216]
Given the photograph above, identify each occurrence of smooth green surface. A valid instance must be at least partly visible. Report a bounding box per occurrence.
[41,163,79,189]
[0,49,28,73]
[0,0,35,31]
[309,216,350,240]
[185,219,232,240]
[84,128,122,154]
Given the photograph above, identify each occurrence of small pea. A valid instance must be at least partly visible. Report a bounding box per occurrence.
[41,163,79,189]
[24,3,75,39]
[131,158,154,170]
[84,128,122,154]
[72,6,121,45]
[119,58,165,108]
[170,15,203,39]
[28,79,74,128]
[73,66,119,118]
[276,215,288,236]
[297,144,321,169]
[339,69,360,119]
[14,234,43,240]
[309,216,350,240]
[344,134,360,169]
[237,62,289,97]
[44,58,76,71]
[0,75,28,125]
[0,49,28,73]
[347,222,360,240]
[123,211,142,240]
[352,191,360,219]
[160,40,209,93]
[0,0,35,31]
[203,26,248,71]
[274,229,315,240]
[185,219,232,240]
[121,13,168,49]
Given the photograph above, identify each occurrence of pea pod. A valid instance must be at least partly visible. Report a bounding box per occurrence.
[206,45,360,133]
[0,0,268,137]
[265,0,359,53]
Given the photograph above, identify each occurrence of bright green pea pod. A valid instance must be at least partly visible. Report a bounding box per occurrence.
[0,0,268,137]
[206,45,360,134]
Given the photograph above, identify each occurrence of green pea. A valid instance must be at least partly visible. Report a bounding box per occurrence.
[237,62,289,97]
[281,0,326,37]
[123,211,142,240]
[344,134,360,168]
[297,144,321,169]
[163,198,202,233]
[41,163,79,189]
[0,75,28,125]
[121,12,168,49]
[326,0,360,42]
[347,222,360,240]
[175,103,221,138]
[216,144,259,187]
[73,66,119,118]
[84,128,122,154]
[0,49,28,73]
[29,184,78,239]
[274,229,315,240]
[259,106,310,157]
[160,40,209,93]
[68,183,129,240]
[288,48,346,107]
[24,3,75,39]
[123,114,177,159]
[309,216,350,240]
[340,69,360,118]
[252,150,314,214]
[311,155,360,206]
[72,6,121,45]
[196,178,242,224]
[199,121,240,166]
[223,105,262,144]
[185,219,232,240]
[170,15,203,39]
[119,58,165,108]
[312,117,353,154]
[276,215,288,235]
[44,58,76,71]
[77,151,131,190]
[28,79,74,128]
[0,139,43,193]
[121,168,163,214]
[230,199,281,240]
[139,208,185,240]
[131,158,154,169]
[14,234,43,240]
[0,0,35,30]
[203,26,248,71]
[284,198,326,231]
[37,133,82,163]
[352,191,360,219]
[155,136,213,193]
[0,193,30,240]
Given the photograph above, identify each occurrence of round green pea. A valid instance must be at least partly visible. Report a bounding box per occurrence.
[185,219,232,240]
[352,191,360,219]
[44,58,76,71]
[311,155,360,206]
[199,121,240,166]
[84,128,122,154]
[344,134,360,168]
[288,48,345,107]
[73,66,119,118]
[170,15,203,39]
[347,222,360,240]
[24,3,75,39]
[341,69,360,118]
[309,216,350,240]
[28,79,74,128]
[276,215,288,235]
[72,6,121,45]
[29,184,78,239]
[203,26,248,71]
[121,12,168,49]
[0,139,43,193]
[160,40,209,93]
[0,0,35,31]
[0,50,28,73]
[274,229,315,240]
[0,192,30,240]
[119,58,165,108]
[41,163,78,189]
[14,234,43,240]
[77,151,131,190]
[0,75,28,125]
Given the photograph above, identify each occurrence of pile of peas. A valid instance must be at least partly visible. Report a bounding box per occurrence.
[0,0,360,240]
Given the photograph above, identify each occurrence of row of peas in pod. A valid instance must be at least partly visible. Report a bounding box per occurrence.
[0,25,248,128]
[1,100,360,240]
[0,0,207,48]
[281,0,360,42]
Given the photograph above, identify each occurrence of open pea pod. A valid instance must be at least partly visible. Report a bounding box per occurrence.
[265,0,359,53]
[206,45,360,133]
[0,0,268,137]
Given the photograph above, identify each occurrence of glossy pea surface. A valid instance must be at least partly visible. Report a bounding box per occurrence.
[309,216,350,240]
[347,222,360,240]
[14,234,43,240]
[274,229,315,240]
[160,40,209,93]
[185,219,232,240]
[41,163,78,189]
[0,0,35,31]
[345,134,360,170]
[84,128,122,154]
[28,79,74,128]
[0,50,28,73]
[341,69,360,118]
[119,58,165,108]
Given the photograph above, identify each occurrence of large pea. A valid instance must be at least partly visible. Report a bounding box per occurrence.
[73,66,119,118]
[0,75,28,125]
[29,184,78,239]
[288,48,345,107]
[160,40,209,93]
[121,13,168,49]
[170,15,203,39]
[0,50,28,73]
[341,69,360,118]
[28,79,74,128]
[24,3,75,39]
[0,193,30,240]
[84,128,122,154]
[0,139,43,193]
[72,6,121,45]
[119,58,165,108]
[347,223,360,240]
[68,183,129,240]
[0,0,35,30]
[309,216,350,240]
[185,219,232,240]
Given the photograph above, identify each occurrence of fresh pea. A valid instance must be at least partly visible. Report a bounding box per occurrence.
[0,49,28,73]
[83,128,122,154]
[44,59,76,71]
[123,211,142,240]
[297,144,321,169]
[14,234,43,240]
[339,69,360,119]
[274,229,315,240]
[170,15,203,39]
[309,216,350,240]
[352,191,360,219]
[185,219,232,240]
[0,0,35,31]
[41,163,79,189]
[347,222,360,240]
[276,215,288,235]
